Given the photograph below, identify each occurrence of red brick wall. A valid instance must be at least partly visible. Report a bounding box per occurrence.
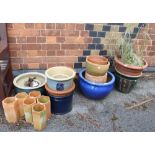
[7,23,155,70]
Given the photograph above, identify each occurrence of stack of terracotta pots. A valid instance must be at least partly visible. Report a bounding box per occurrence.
[2,90,51,131]
[45,66,76,115]
[85,55,110,83]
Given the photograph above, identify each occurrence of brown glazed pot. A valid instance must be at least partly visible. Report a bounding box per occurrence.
[2,97,19,123]
[15,92,28,118]
[32,104,47,131]
[37,96,51,120]
[114,56,148,77]
[45,82,75,97]
[87,55,108,65]
[85,72,107,83]
[29,91,41,100]
[23,97,36,124]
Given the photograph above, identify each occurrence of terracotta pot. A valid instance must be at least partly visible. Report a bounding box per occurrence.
[29,91,41,100]
[114,56,148,77]
[37,96,51,120]
[32,104,47,131]
[85,72,107,83]
[87,55,108,65]
[15,92,28,117]
[2,97,19,123]
[45,82,75,97]
[23,97,36,124]
[86,57,110,76]
[45,66,76,91]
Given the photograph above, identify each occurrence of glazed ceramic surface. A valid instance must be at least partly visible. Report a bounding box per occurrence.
[86,57,110,76]
[85,72,107,83]
[114,70,139,93]
[13,72,47,94]
[45,66,76,91]
[78,69,115,99]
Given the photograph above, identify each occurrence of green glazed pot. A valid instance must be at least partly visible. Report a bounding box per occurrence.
[86,57,110,76]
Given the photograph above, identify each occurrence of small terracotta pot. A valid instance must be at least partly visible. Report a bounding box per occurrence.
[32,104,47,131]
[29,91,41,100]
[114,56,148,77]
[85,72,107,83]
[45,82,75,97]
[37,96,51,120]
[86,57,110,76]
[23,97,36,124]
[2,97,19,123]
[87,55,108,65]
[15,92,28,117]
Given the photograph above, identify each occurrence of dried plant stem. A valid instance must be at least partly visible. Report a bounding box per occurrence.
[126,98,155,110]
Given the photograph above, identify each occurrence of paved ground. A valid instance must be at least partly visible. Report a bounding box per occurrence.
[0,73,155,132]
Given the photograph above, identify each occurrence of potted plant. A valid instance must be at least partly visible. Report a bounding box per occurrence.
[114,24,150,93]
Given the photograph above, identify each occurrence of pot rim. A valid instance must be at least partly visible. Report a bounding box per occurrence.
[45,82,75,96]
[79,69,115,86]
[32,104,45,113]
[45,66,76,81]
[114,56,148,70]
[13,72,47,90]
[86,57,110,67]
[37,96,49,103]
[15,92,28,99]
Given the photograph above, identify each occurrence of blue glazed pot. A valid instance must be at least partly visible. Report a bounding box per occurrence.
[48,93,74,115]
[78,69,115,100]
[45,66,76,91]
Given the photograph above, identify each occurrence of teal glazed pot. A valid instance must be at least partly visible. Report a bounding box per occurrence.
[115,71,140,93]
[45,66,76,91]
[13,72,47,95]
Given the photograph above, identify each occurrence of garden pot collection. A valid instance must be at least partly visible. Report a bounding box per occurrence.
[45,66,76,114]
[114,56,148,93]
[79,55,115,99]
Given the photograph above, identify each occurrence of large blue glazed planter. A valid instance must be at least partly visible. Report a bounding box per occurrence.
[48,93,74,115]
[13,72,47,95]
[45,66,76,91]
[78,69,115,100]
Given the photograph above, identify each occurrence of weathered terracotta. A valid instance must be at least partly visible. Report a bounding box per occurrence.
[114,56,148,77]
[85,72,107,83]
[87,55,108,65]
[86,57,110,76]
[15,92,28,117]
[2,97,19,123]
[45,82,75,97]
[29,91,41,100]
[37,96,51,120]
[32,104,47,131]
[23,97,36,124]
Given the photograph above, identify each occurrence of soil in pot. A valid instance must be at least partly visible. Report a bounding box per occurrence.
[23,97,36,124]
[2,97,20,123]
[37,96,51,120]
[29,91,41,100]
[15,92,28,118]
[32,104,47,131]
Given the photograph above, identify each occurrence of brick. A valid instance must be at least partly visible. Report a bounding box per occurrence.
[41,30,60,36]
[84,37,92,43]
[27,37,36,43]
[7,23,14,29]
[65,37,84,43]
[25,23,34,29]
[42,44,60,50]
[78,56,86,62]
[12,64,20,70]
[83,50,91,56]
[13,23,25,29]
[88,44,95,49]
[19,30,40,36]
[56,24,66,29]
[10,51,17,57]
[37,37,46,43]
[27,63,40,69]
[56,37,65,43]
[61,30,79,36]
[56,50,65,56]
[96,44,104,49]
[8,37,16,43]
[148,51,155,56]
[93,38,100,43]
[22,44,41,50]
[98,32,106,37]
[39,64,47,69]
[17,51,27,57]
[80,31,89,37]
[89,31,97,37]
[46,36,56,43]
[119,26,126,32]
[85,24,94,30]
[38,50,46,56]
[46,56,77,63]
[21,64,28,69]
[94,24,103,31]
[65,24,76,30]
[47,51,56,56]
[64,63,74,68]
[7,29,20,36]
[17,37,27,43]
[35,23,45,29]
[61,44,86,50]
[11,58,23,63]
[76,24,84,30]
[65,50,83,56]
[24,57,42,63]
[102,25,111,31]
[26,50,38,57]
[74,62,82,68]
[46,24,55,29]
[9,44,21,50]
